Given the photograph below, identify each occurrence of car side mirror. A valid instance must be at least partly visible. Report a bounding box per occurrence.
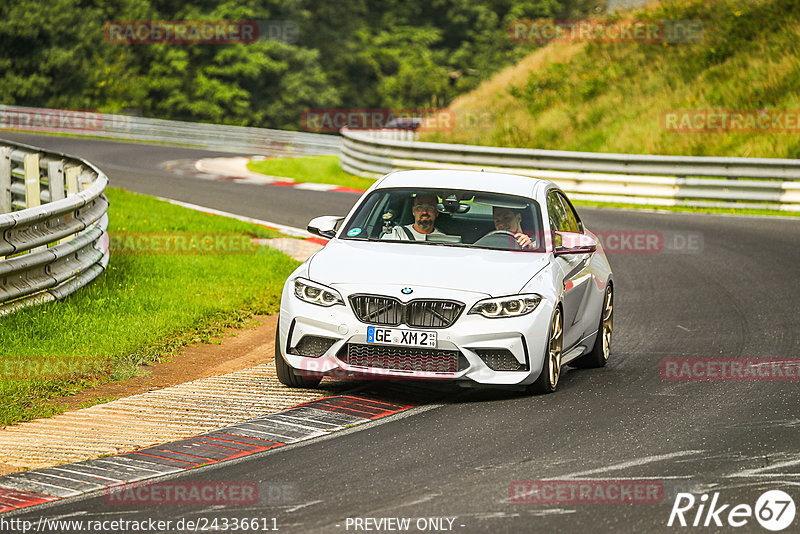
[307,216,344,239]
[554,231,597,255]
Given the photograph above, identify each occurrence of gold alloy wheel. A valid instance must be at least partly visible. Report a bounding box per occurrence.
[601,286,613,362]
[548,308,563,388]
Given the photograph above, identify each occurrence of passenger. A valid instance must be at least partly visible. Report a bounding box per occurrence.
[382,193,447,241]
[493,206,535,249]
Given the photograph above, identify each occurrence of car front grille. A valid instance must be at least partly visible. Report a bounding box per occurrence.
[349,295,464,328]
[339,343,468,374]
[349,296,402,326]
[405,300,463,328]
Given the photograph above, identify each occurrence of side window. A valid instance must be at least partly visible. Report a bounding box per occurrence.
[547,191,568,232]
[345,193,382,238]
[557,193,582,233]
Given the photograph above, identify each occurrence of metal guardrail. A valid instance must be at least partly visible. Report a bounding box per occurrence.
[0,140,110,316]
[0,105,341,156]
[340,128,800,211]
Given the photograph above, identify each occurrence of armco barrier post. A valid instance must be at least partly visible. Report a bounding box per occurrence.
[24,152,48,252]
[65,166,80,196]
[60,165,82,244]
[0,146,8,260]
[48,160,66,202]
[23,153,41,209]
[0,146,10,214]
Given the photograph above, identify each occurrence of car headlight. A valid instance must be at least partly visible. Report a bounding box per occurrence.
[294,278,344,307]
[469,294,542,318]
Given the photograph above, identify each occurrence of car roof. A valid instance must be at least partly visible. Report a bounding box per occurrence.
[375,170,546,199]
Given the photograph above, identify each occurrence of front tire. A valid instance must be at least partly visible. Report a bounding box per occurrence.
[274,317,323,388]
[570,284,613,369]
[529,307,563,395]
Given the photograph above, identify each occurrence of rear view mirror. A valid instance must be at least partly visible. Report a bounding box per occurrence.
[438,194,470,214]
[307,216,344,239]
[437,202,470,214]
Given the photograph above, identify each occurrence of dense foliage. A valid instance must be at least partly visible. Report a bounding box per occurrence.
[0,0,600,129]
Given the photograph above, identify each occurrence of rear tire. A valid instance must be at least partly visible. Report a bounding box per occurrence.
[275,317,323,388]
[570,284,613,369]
[529,307,563,395]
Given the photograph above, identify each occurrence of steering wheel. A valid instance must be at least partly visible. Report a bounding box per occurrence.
[472,230,523,250]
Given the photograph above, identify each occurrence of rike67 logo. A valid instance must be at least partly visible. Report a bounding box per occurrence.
[668,490,795,531]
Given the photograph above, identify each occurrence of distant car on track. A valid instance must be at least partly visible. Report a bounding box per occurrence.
[275,170,614,393]
[384,117,423,130]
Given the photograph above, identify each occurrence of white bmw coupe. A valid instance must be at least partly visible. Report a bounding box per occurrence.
[276,170,613,394]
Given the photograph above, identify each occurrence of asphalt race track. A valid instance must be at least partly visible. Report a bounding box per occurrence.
[2,132,799,533]
[1,132,353,230]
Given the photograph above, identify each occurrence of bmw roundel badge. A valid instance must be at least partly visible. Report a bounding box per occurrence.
[401,287,413,295]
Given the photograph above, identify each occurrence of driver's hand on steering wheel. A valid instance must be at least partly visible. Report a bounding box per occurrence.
[514,232,534,249]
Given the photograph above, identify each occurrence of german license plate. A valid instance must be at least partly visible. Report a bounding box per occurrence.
[366,326,437,348]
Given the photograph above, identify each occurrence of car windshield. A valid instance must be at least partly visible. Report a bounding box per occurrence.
[341,188,545,252]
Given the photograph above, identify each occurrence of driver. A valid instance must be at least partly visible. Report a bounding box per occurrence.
[492,207,535,249]
[382,193,447,241]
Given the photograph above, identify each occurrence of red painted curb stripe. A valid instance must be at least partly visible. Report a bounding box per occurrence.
[180,438,245,452]
[148,449,223,463]
[140,435,286,468]
[131,452,201,468]
[0,487,59,513]
[299,395,416,419]
[330,185,367,194]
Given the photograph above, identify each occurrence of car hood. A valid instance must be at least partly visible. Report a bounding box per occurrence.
[307,239,549,297]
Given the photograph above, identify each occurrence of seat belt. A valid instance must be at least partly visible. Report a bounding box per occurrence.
[401,226,415,240]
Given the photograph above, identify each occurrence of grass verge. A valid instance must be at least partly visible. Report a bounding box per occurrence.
[0,187,299,426]
[424,0,800,159]
[247,155,376,191]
